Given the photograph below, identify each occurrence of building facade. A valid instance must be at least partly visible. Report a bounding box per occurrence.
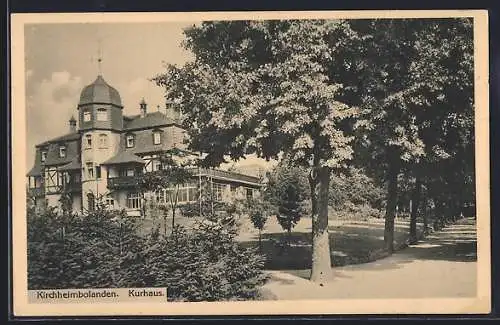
[26,74,262,216]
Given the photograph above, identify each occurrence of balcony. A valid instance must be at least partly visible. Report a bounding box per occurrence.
[63,181,82,193]
[107,176,140,190]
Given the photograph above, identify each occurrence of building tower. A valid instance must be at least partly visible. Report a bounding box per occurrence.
[77,74,123,211]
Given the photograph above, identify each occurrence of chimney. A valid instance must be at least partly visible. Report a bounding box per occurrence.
[140,98,147,117]
[165,99,180,120]
[69,115,77,133]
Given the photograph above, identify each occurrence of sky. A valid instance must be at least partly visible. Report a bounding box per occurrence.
[24,22,275,174]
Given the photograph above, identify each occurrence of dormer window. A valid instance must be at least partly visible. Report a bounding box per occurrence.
[83,111,91,122]
[41,151,47,162]
[59,146,66,158]
[126,134,135,148]
[97,108,107,121]
[153,131,161,145]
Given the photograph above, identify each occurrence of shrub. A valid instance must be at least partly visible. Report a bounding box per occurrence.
[329,167,385,211]
[264,164,308,240]
[27,205,267,301]
[136,219,267,301]
[28,207,146,289]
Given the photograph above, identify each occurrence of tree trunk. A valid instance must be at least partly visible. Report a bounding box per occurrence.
[308,166,332,284]
[170,187,179,235]
[258,229,262,253]
[409,177,421,245]
[164,213,168,236]
[171,207,176,235]
[384,160,399,254]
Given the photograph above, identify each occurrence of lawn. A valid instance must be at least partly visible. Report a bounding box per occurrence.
[135,212,423,278]
[236,215,424,278]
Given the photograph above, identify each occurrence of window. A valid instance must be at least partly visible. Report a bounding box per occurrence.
[153,131,161,145]
[126,168,135,177]
[246,188,254,200]
[99,134,108,148]
[212,183,225,202]
[127,192,141,209]
[41,151,47,162]
[153,160,161,171]
[87,193,95,211]
[178,188,189,202]
[95,166,101,179]
[83,111,91,122]
[97,108,107,121]
[126,134,135,148]
[188,187,198,202]
[105,197,115,208]
[86,163,94,179]
[85,134,92,148]
[155,190,165,204]
[57,172,64,187]
[165,189,173,202]
[59,146,66,158]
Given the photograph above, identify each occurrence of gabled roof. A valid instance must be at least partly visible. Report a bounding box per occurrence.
[36,132,80,147]
[123,111,178,131]
[101,151,146,166]
[26,164,43,177]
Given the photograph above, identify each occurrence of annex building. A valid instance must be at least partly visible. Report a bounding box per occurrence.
[26,74,262,216]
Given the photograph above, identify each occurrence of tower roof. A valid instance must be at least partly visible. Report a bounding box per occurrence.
[78,75,122,107]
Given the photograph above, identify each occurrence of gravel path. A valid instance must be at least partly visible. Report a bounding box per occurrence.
[260,218,477,299]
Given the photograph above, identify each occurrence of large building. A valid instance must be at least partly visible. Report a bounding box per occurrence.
[26,74,262,216]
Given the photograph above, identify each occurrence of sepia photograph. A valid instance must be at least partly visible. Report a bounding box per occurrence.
[11,10,490,316]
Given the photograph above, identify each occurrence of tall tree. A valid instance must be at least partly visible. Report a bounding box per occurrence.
[328,18,474,253]
[154,20,357,283]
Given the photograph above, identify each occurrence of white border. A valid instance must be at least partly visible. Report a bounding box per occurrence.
[11,10,490,316]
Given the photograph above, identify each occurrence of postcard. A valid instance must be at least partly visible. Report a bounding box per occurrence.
[11,10,490,316]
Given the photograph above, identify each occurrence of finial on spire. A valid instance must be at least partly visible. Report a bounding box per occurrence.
[97,38,103,75]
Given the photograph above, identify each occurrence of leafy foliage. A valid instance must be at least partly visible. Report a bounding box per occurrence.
[155,20,357,169]
[324,18,475,251]
[329,167,385,212]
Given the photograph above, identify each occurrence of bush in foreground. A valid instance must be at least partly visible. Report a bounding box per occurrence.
[28,207,267,301]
